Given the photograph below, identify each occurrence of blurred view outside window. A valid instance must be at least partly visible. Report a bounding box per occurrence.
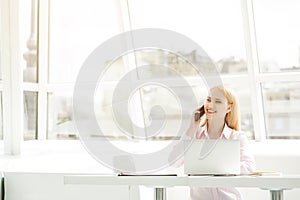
[49,0,122,83]
[128,0,254,138]
[128,0,248,75]
[24,92,37,140]
[47,0,124,139]
[18,0,300,141]
[47,93,75,139]
[253,0,300,72]
[253,0,300,138]
[262,82,300,139]
[22,0,37,83]
[21,0,38,140]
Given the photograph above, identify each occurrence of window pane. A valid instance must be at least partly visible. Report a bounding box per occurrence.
[48,90,130,139]
[253,0,300,72]
[128,0,247,75]
[140,84,206,139]
[49,0,123,83]
[94,86,134,139]
[134,49,208,77]
[21,0,38,82]
[24,92,37,140]
[140,81,254,140]
[47,93,77,139]
[262,82,300,138]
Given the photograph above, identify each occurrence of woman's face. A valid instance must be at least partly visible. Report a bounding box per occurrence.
[204,88,231,121]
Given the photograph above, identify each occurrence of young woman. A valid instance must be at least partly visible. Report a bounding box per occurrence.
[186,86,256,200]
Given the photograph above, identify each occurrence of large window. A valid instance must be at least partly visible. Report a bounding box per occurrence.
[127,0,254,138]
[128,0,248,75]
[47,0,124,139]
[253,0,300,73]
[262,82,300,138]
[4,0,298,144]
[253,0,300,138]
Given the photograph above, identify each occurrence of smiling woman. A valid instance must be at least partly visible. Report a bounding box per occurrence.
[184,85,256,200]
[186,86,241,139]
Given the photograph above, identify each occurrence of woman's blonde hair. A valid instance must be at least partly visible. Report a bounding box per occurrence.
[201,86,240,130]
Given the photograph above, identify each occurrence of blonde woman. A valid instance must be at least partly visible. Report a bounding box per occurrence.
[186,86,256,200]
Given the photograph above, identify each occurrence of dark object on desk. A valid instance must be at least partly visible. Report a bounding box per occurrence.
[188,174,238,176]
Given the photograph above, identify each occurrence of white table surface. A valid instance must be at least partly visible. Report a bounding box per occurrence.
[64,174,300,189]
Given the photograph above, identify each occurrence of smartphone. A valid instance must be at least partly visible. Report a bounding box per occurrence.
[194,105,205,121]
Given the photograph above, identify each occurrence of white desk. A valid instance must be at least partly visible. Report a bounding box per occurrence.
[64,175,300,200]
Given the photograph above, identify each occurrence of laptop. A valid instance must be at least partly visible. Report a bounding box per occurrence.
[184,139,240,176]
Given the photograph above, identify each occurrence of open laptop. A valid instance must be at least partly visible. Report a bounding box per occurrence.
[184,139,240,176]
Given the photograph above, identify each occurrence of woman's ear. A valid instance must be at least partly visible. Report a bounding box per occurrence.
[226,104,232,113]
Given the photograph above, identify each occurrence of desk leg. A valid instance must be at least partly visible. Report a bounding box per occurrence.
[270,190,283,200]
[154,188,166,200]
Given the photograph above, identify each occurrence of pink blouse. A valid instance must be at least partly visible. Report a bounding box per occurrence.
[190,124,256,200]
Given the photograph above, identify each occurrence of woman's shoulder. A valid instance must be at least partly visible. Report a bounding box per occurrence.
[227,127,248,141]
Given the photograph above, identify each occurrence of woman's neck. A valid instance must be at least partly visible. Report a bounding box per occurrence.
[207,120,225,139]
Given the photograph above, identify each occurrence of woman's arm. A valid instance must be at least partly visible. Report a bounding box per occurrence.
[238,134,256,174]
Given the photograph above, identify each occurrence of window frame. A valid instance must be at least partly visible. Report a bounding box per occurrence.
[1,0,23,154]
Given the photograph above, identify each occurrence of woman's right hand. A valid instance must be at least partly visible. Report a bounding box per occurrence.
[186,106,205,137]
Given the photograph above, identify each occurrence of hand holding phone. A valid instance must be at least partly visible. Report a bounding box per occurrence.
[194,105,205,121]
